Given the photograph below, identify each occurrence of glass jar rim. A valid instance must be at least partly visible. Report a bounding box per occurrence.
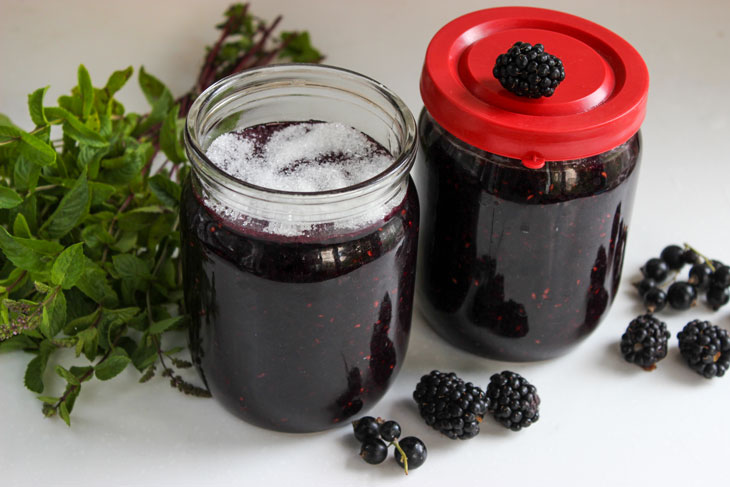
[185,63,417,201]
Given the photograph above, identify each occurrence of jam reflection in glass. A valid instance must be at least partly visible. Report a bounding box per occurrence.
[180,174,419,433]
[417,110,641,361]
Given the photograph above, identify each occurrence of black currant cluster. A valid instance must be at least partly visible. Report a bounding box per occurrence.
[621,315,730,378]
[635,244,730,312]
[352,416,426,474]
[413,370,540,437]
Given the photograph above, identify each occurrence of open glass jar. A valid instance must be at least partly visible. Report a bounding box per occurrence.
[181,64,418,432]
[417,7,649,361]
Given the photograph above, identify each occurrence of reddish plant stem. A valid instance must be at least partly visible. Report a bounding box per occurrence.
[198,9,243,93]
[229,15,283,75]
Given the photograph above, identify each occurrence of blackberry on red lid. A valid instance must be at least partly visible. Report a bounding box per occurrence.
[620,314,671,370]
[677,320,730,378]
[493,41,565,98]
[486,371,540,431]
[413,370,489,440]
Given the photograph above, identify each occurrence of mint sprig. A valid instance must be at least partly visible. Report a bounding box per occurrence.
[0,2,322,425]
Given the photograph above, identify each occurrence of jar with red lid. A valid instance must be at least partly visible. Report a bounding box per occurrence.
[417,7,649,361]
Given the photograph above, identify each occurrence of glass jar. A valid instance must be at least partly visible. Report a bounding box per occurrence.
[181,64,419,432]
[417,7,649,361]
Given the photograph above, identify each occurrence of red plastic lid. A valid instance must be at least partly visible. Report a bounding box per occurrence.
[420,7,649,168]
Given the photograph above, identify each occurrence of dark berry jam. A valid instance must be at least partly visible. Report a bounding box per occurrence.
[180,123,419,432]
[417,110,640,361]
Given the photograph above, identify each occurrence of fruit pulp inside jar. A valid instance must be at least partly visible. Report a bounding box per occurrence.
[417,110,640,361]
[180,122,419,432]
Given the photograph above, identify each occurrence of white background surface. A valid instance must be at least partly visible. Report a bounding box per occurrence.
[1,0,729,486]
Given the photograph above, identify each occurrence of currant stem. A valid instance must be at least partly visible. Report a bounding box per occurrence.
[391,439,408,475]
[683,243,716,271]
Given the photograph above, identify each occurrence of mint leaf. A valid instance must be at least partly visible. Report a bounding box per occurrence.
[13,155,42,191]
[28,86,49,126]
[77,65,94,120]
[0,186,23,209]
[159,104,186,163]
[59,401,71,426]
[77,327,99,361]
[148,316,184,335]
[134,68,173,136]
[105,66,133,96]
[24,340,56,393]
[19,132,56,166]
[113,253,153,281]
[43,168,90,239]
[13,213,32,238]
[95,348,131,380]
[40,289,67,338]
[44,107,107,147]
[51,243,85,289]
[148,174,181,208]
[76,262,118,307]
[55,365,81,386]
[0,226,56,272]
[279,32,323,63]
[138,66,167,105]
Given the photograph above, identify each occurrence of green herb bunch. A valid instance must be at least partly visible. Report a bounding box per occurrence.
[0,2,322,425]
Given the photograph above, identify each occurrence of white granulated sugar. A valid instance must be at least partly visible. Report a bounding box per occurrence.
[205,122,393,192]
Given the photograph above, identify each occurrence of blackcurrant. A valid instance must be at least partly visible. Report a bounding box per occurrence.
[707,285,730,310]
[634,277,657,297]
[711,265,730,288]
[688,263,713,291]
[352,416,380,442]
[360,438,388,465]
[394,436,427,472]
[379,420,401,442]
[660,245,685,270]
[682,248,702,265]
[642,258,669,282]
[667,282,697,310]
[643,287,667,313]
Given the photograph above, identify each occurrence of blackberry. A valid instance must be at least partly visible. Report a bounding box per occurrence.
[660,245,685,270]
[493,41,565,98]
[413,370,489,440]
[620,314,670,370]
[677,320,730,378]
[486,371,540,431]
